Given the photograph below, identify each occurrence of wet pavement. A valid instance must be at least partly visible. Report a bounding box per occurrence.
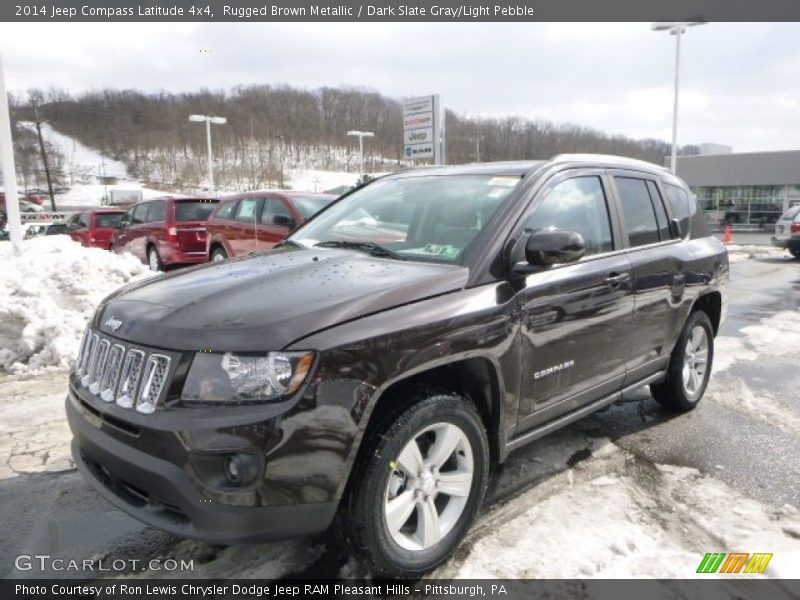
[2,253,799,579]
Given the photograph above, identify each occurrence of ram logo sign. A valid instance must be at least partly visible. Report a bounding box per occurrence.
[696,552,773,574]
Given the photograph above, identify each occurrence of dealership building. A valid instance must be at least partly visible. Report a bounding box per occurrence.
[673,145,800,228]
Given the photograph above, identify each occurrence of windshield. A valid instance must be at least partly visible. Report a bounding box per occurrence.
[175,200,218,221]
[290,174,521,263]
[291,195,335,219]
[95,213,124,228]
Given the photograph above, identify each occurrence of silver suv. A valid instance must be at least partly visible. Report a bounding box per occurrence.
[772,205,800,259]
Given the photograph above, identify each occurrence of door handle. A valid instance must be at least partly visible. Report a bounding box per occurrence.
[604,272,630,286]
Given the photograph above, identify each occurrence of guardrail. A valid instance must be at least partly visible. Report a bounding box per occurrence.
[19,211,74,222]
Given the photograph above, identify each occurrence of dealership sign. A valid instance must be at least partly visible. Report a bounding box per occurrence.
[403,94,444,164]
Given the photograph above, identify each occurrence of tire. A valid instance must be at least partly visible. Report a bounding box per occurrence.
[650,311,714,412]
[147,246,163,272]
[790,248,800,260]
[341,389,489,577]
[211,247,228,262]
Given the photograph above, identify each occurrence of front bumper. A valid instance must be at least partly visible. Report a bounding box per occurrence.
[66,389,338,544]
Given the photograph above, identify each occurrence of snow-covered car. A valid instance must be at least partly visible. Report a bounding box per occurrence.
[772,205,800,259]
[0,193,45,213]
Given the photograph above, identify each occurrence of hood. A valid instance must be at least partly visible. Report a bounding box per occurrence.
[95,247,468,351]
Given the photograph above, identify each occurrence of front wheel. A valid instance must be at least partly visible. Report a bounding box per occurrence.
[651,311,714,412]
[341,390,489,577]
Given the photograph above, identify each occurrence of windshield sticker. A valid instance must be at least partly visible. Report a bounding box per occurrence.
[487,176,520,187]
[441,245,460,258]
[403,244,460,259]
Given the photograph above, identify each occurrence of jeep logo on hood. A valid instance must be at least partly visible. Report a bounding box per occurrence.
[104,316,123,332]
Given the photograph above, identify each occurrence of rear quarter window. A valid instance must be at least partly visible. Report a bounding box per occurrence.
[664,183,693,239]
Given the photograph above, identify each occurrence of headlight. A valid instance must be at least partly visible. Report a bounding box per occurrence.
[182,351,314,403]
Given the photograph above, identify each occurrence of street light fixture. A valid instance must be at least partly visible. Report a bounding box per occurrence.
[652,21,706,174]
[347,130,374,175]
[189,114,227,192]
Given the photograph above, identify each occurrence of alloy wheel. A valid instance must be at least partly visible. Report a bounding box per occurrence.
[148,249,160,271]
[682,325,709,399]
[383,422,474,551]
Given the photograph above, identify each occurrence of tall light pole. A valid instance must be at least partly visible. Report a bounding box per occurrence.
[0,49,22,254]
[347,130,374,175]
[652,21,706,173]
[472,135,484,162]
[189,114,226,192]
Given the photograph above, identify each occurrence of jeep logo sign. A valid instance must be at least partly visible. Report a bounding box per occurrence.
[404,127,432,145]
[104,316,123,332]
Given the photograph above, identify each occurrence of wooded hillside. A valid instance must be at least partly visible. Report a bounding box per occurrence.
[10,85,691,191]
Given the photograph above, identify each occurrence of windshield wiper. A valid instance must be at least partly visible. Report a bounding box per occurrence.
[314,240,405,260]
[274,239,303,250]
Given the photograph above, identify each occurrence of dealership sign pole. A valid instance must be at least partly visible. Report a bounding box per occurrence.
[403,94,445,165]
[0,49,22,254]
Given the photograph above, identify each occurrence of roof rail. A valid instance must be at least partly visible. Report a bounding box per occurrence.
[550,153,668,172]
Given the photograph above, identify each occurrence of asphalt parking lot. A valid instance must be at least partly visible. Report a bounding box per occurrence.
[1,251,799,580]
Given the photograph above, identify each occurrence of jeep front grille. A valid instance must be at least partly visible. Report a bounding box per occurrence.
[74,328,172,414]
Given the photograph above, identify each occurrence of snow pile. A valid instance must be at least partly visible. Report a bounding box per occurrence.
[0,237,155,374]
[446,446,800,579]
[715,308,800,372]
[725,244,788,263]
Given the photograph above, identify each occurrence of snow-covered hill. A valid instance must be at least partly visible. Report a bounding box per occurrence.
[18,121,129,181]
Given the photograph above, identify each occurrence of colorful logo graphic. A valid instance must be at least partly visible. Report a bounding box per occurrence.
[696,552,773,574]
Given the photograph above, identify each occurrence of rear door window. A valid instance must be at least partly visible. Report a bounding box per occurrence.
[615,177,661,247]
[234,198,261,223]
[77,213,90,228]
[646,181,671,241]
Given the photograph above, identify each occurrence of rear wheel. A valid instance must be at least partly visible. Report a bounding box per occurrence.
[211,247,228,262]
[147,246,163,272]
[341,390,489,577]
[651,311,714,412]
[790,248,800,260]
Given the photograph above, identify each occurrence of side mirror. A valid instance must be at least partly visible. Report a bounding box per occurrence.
[514,229,585,274]
[669,217,683,238]
[272,214,295,229]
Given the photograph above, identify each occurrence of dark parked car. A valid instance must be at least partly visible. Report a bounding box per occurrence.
[67,209,126,249]
[205,191,336,261]
[67,155,728,576]
[111,196,218,270]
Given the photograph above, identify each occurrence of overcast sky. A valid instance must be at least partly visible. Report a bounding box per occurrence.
[1,22,799,152]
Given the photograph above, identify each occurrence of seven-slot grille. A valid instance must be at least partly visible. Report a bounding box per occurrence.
[74,328,171,414]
